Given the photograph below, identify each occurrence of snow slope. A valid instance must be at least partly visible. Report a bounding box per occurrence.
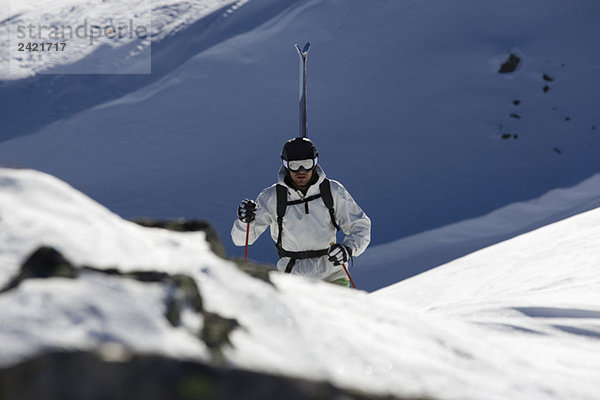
[1,0,600,290]
[353,171,600,291]
[0,0,238,78]
[2,167,600,399]
[374,199,600,399]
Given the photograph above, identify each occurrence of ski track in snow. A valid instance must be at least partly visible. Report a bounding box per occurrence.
[0,0,243,79]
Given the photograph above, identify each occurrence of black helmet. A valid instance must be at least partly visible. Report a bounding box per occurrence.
[281,137,318,161]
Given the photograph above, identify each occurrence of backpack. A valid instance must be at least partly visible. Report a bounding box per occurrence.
[275,179,340,272]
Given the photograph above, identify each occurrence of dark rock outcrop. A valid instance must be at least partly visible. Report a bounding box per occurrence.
[498,53,521,73]
[0,351,419,400]
[542,73,555,82]
[132,218,278,284]
[132,218,226,258]
[233,259,277,285]
[0,246,77,294]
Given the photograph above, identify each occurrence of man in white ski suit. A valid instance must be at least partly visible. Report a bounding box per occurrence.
[231,137,371,287]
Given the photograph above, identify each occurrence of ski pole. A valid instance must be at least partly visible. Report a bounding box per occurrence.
[244,222,250,260]
[342,263,356,289]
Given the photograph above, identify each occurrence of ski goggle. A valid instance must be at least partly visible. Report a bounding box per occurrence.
[283,157,318,172]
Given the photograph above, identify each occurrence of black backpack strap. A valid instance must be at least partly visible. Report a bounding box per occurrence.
[276,184,288,219]
[320,179,340,231]
[284,258,297,273]
[275,184,288,252]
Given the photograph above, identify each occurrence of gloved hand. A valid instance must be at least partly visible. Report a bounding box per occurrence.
[328,243,352,266]
[237,199,257,223]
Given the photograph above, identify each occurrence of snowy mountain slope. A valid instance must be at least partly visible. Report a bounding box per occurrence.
[2,168,600,400]
[353,171,600,291]
[375,203,600,316]
[1,0,600,290]
[375,200,600,397]
[373,200,600,398]
[0,0,297,139]
[0,0,241,78]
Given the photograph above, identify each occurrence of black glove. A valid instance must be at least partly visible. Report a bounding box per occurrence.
[237,199,257,223]
[328,243,352,266]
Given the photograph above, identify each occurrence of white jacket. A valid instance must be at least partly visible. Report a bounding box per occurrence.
[231,165,371,282]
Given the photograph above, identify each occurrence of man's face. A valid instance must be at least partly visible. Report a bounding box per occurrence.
[290,168,313,188]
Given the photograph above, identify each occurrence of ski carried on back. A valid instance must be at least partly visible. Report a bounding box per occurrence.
[295,42,310,138]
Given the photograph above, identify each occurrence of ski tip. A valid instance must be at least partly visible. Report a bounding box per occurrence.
[295,42,311,55]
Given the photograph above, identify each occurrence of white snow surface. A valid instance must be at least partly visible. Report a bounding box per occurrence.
[2,167,600,400]
[1,0,240,78]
